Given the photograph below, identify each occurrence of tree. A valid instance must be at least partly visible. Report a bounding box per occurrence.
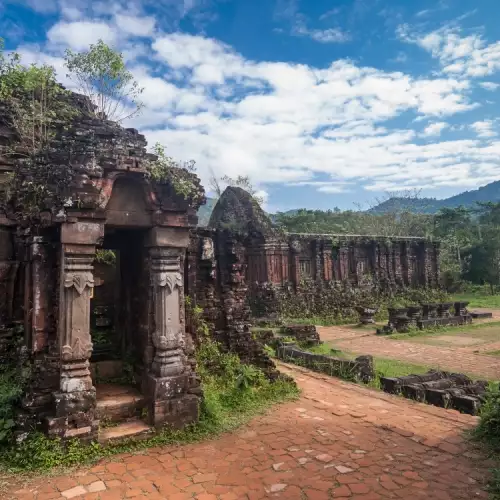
[65,40,144,122]
[209,169,264,205]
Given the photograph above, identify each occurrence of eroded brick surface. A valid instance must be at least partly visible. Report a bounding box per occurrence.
[3,362,490,499]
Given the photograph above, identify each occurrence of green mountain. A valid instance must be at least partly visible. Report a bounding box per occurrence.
[370,180,500,214]
[197,180,500,223]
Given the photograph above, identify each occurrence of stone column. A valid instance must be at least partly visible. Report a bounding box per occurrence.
[322,241,333,281]
[143,227,200,429]
[46,221,103,440]
[393,242,403,287]
[289,239,300,286]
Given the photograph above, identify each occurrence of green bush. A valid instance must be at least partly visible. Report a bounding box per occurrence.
[475,385,500,449]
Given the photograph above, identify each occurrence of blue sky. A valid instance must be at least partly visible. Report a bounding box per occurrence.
[2,0,500,212]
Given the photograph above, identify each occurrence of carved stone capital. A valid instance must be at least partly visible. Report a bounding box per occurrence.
[64,273,94,295]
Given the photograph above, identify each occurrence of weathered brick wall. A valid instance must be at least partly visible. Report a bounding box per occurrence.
[187,229,280,378]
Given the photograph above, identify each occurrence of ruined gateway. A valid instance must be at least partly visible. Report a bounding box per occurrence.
[0,92,439,442]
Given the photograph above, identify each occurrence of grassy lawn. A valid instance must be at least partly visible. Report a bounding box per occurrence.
[389,320,500,342]
[453,291,500,309]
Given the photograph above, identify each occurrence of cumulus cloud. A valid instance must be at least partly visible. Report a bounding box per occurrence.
[421,122,448,137]
[471,120,497,138]
[114,14,156,37]
[13,11,500,196]
[47,21,118,50]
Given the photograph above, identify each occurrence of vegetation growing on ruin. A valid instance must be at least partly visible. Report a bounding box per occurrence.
[0,39,203,221]
[146,142,205,207]
[64,39,144,122]
[251,281,449,324]
[0,300,298,473]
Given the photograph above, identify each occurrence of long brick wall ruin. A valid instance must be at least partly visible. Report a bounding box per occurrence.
[186,187,440,324]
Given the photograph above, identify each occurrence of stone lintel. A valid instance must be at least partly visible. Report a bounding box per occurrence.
[61,221,104,246]
[146,226,190,248]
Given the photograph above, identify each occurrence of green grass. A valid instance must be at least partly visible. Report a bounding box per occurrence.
[281,316,353,326]
[389,320,500,340]
[303,343,353,359]
[369,358,431,389]
[453,292,500,309]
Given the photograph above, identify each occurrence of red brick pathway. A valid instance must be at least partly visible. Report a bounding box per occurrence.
[318,323,500,379]
[4,361,490,499]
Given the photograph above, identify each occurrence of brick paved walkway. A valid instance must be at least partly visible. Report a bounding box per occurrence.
[318,323,500,379]
[4,361,490,499]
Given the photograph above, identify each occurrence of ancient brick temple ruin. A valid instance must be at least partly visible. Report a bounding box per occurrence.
[0,93,207,442]
[0,89,440,443]
[187,187,440,323]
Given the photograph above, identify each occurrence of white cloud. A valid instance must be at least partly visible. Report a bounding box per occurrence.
[480,81,499,90]
[114,14,156,37]
[293,26,350,43]
[47,21,118,50]
[15,16,500,196]
[421,122,448,137]
[399,24,500,78]
[471,120,497,138]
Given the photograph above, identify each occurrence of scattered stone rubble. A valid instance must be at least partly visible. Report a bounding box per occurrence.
[380,370,488,415]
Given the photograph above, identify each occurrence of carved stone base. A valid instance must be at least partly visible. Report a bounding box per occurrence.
[148,394,199,429]
[142,373,199,428]
[43,389,98,441]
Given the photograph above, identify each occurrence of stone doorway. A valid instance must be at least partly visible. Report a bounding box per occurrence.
[90,227,151,440]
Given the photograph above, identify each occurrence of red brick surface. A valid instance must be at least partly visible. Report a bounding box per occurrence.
[3,361,490,499]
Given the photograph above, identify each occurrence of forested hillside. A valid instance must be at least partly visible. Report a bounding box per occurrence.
[369,180,500,214]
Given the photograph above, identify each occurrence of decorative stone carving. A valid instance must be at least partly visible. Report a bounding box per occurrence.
[150,248,186,377]
[59,253,95,393]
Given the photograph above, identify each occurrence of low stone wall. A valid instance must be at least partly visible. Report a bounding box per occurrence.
[282,325,321,345]
[276,345,374,383]
[380,371,488,415]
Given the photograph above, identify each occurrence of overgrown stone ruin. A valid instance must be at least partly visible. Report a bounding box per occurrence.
[381,371,488,415]
[377,301,492,334]
[0,88,443,443]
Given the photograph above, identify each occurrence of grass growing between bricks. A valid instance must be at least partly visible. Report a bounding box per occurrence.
[0,339,299,474]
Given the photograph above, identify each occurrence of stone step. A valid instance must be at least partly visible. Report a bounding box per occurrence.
[98,420,153,444]
[96,384,146,423]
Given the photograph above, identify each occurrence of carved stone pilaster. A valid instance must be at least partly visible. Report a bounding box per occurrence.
[59,252,94,393]
[143,245,199,429]
[150,247,185,378]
